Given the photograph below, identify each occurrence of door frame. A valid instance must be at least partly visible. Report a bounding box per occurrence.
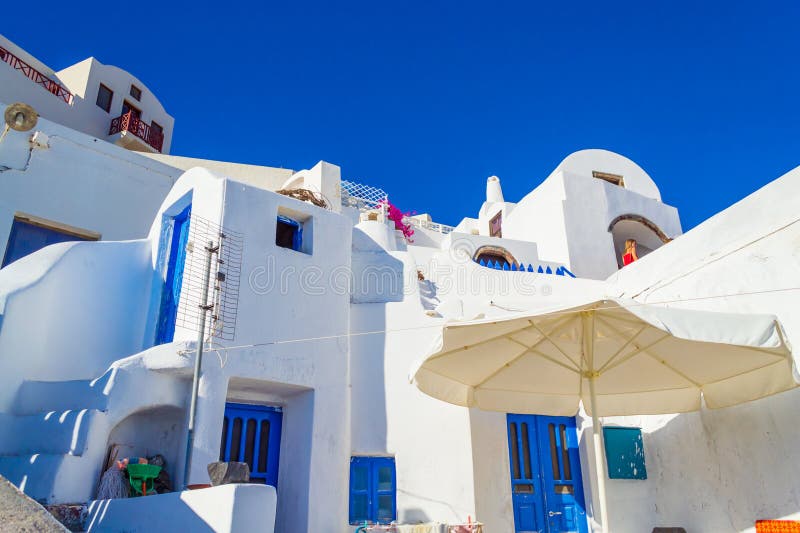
[155,203,191,344]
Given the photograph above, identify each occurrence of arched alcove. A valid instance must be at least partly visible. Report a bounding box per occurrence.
[473,245,517,267]
[103,405,185,493]
[608,214,671,267]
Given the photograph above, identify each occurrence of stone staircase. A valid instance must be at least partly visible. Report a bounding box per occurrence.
[0,375,112,504]
[0,366,185,504]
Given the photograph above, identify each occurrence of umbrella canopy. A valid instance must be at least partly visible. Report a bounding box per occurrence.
[410,298,796,532]
[410,298,796,417]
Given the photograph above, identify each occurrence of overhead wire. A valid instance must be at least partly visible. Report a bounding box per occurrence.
[184,285,800,358]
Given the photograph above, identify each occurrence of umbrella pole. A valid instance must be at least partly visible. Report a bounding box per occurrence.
[584,311,609,533]
[588,373,609,533]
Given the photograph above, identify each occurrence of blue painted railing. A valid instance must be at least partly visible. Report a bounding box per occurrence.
[476,259,576,278]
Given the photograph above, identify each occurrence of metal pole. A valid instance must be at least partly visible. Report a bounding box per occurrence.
[584,312,609,533]
[183,239,215,488]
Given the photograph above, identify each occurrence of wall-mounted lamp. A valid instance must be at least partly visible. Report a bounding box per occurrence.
[1,102,38,144]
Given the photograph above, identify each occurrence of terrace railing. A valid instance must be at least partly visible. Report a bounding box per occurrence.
[405,217,455,235]
[109,111,164,152]
[340,180,388,210]
[0,46,73,104]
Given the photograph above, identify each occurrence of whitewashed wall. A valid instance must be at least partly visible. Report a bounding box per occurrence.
[141,169,354,531]
[1,112,797,533]
[0,103,180,265]
[504,150,682,280]
[594,164,800,533]
[57,58,175,153]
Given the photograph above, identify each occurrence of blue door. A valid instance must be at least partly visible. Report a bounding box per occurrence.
[508,414,546,531]
[219,403,282,486]
[155,205,191,344]
[507,415,588,533]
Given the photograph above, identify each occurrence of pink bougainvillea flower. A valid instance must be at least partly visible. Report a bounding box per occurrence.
[377,199,415,242]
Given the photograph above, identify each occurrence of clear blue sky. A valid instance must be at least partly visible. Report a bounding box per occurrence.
[6,1,799,229]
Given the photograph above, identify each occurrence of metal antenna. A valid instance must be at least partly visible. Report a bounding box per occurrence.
[183,239,215,488]
[178,215,244,487]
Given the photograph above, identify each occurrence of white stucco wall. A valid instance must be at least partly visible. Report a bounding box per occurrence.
[0,103,180,266]
[0,60,80,136]
[136,169,353,531]
[57,57,175,153]
[592,163,800,533]
[0,239,155,409]
[141,153,295,191]
[502,170,572,268]
[554,149,663,201]
[86,484,277,532]
[559,170,681,279]
[2,120,798,533]
[503,150,681,280]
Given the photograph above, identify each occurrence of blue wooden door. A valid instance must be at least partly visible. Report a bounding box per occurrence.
[155,205,191,344]
[219,403,282,486]
[536,416,588,533]
[508,414,547,532]
[507,415,588,533]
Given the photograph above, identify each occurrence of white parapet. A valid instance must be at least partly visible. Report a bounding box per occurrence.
[85,484,276,533]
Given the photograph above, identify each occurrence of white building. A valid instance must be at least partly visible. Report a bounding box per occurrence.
[1,37,799,533]
[1,34,174,154]
[0,32,293,271]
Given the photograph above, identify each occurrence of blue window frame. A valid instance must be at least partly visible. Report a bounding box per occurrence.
[2,216,97,267]
[349,457,396,525]
[219,403,283,486]
[275,215,302,251]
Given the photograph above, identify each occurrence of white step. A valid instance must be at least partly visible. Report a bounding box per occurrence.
[13,375,111,415]
[0,409,106,456]
[0,452,101,503]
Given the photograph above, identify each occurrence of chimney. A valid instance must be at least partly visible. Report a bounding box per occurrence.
[486,175,504,203]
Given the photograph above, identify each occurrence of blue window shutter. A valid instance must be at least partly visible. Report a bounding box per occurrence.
[349,457,396,524]
[349,458,371,524]
[603,427,647,479]
[372,457,396,524]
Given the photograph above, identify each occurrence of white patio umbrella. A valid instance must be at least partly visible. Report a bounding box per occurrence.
[410,298,796,533]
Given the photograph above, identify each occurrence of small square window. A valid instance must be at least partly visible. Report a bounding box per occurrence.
[276,216,302,251]
[489,211,502,237]
[275,209,313,254]
[129,85,142,101]
[603,426,647,479]
[96,84,113,112]
[349,457,396,525]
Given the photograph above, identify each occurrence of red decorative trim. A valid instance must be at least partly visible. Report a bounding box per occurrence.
[0,46,72,104]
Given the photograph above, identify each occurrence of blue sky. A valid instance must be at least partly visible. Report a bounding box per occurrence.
[5,1,799,229]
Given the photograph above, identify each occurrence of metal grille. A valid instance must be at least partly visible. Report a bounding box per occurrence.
[340,179,388,210]
[176,215,244,340]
